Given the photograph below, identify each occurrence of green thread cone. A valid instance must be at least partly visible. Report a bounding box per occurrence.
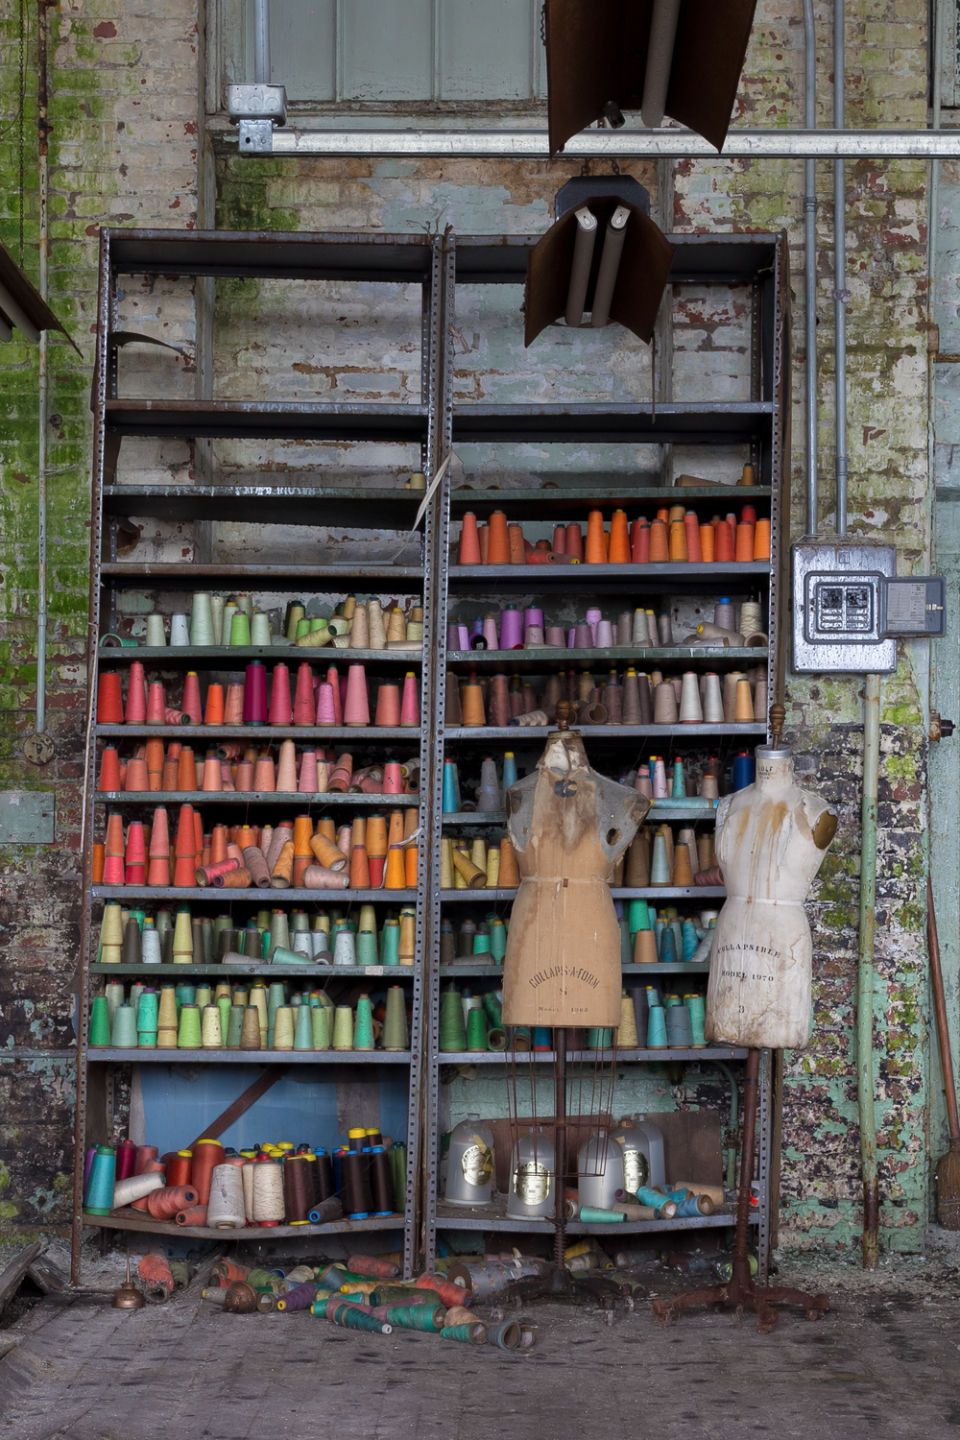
[353,996,375,1050]
[356,930,379,966]
[380,1303,444,1332]
[442,1323,485,1344]
[229,611,251,645]
[439,986,467,1051]
[294,1003,314,1050]
[489,920,506,964]
[466,1007,488,1052]
[628,899,651,932]
[110,1004,137,1048]
[177,1003,202,1048]
[311,1005,331,1050]
[382,986,408,1051]
[482,992,502,1028]
[226,1005,245,1048]
[217,994,231,1038]
[380,920,400,966]
[332,1005,354,1050]
[89,995,111,1047]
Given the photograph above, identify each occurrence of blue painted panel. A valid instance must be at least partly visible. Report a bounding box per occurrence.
[342,0,434,101]
[270,0,337,102]
[439,0,540,101]
[138,1064,409,1156]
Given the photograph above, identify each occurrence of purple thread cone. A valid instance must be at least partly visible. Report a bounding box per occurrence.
[499,608,522,650]
[316,682,337,726]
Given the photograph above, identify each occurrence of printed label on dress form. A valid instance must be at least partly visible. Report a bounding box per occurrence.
[528,964,600,991]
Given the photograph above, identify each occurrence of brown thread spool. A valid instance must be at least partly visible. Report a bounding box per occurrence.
[282,1155,312,1224]
[370,1150,395,1213]
[653,682,679,725]
[340,1151,375,1218]
[672,843,695,886]
[625,833,650,887]
[697,833,716,872]
[460,683,486,727]
[634,930,658,964]
[240,1007,262,1049]
[445,671,463,724]
[722,671,744,722]
[451,848,486,889]
[489,674,511,727]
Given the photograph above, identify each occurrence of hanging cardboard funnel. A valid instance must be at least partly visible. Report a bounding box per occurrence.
[543,0,758,157]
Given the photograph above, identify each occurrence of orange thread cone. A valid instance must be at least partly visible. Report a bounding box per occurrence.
[124,821,146,885]
[754,518,771,559]
[404,844,418,886]
[103,813,125,885]
[177,747,197,792]
[700,524,715,563]
[125,755,148,792]
[458,513,482,565]
[507,524,526,565]
[649,520,669,562]
[498,835,519,887]
[735,522,755,562]
[384,846,406,889]
[204,684,224,725]
[715,519,735,563]
[585,509,606,564]
[488,512,510,565]
[162,744,181,792]
[683,512,702,562]
[271,841,295,889]
[478,524,490,564]
[565,523,583,560]
[223,683,244,725]
[349,844,371,889]
[253,754,276,792]
[96,673,124,724]
[201,753,221,791]
[669,521,688,562]
[608,509,630,564]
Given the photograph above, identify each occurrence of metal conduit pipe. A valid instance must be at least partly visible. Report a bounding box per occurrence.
[858,673,881,1267]
[834,0,848,536]
[36,0,49,739]
[253,0,270,84]
[711,1061,740,1193]
[803,0,818,536]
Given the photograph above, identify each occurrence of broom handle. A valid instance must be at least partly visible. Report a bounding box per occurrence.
[928,877,960,1145]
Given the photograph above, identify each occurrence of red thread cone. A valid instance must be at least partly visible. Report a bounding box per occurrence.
[174,804,196,858]
[293,663,315,726]
[325,666,343,724]
[103,812,125,885]
[177,747,197,792]
[182,672,203,725]
[565,523,583,560]
[269,664,293,726]
[223,683,244,725]
[400,673,419,726]
[124,755,148,792]
[96,672,124,725]
[124,821,146,885]
[458,513,482,565]
[125,662,147,723]
[204,684,224,725]
[99,747,121,792]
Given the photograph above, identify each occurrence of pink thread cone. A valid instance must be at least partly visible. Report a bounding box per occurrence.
[276,739,298,792]
[326,666,343,724]
[374,683,400,727]
[316,682,337,725]
[298,749,319,793]
[146,682,166,725]
[253,754,276,792]
[124,756,148,792]
[293,663,315,726]
[235,759,254,791]
[182,672,203,725]
[219,761,236,791]
[126,662,147,724]
[243,663,268,726]
[400,673,419,726]
[201,754,222,791]
[344,665,370,726]
[223,683,244,725]
[269,664,293,726]
[148,807,170,886]
[383,761,403,795]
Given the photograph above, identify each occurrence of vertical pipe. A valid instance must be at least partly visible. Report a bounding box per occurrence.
[253,0,270,83]
[858,673,881,1267]
[553,1027,567,1270]
[928,2,945,530]
[36,0,48,737]
[834,0,848,535]
[803,0,818,536]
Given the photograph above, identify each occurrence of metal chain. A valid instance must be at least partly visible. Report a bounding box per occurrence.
[18,0,26,266]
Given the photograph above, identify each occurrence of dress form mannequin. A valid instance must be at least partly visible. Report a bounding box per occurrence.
[705,744,837,1049]
[502,716,649,1028]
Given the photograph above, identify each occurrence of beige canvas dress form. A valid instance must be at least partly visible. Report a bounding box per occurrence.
[502,732,649,1027]
[705,747,836,1049]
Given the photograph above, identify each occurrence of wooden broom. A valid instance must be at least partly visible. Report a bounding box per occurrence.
[927,878,960,1227]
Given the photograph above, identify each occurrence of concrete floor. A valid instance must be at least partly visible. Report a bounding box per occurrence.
[2,1244,960,1439]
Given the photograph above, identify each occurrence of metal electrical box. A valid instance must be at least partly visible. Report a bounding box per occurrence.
[793,543,897,673]
[792,545,946,673]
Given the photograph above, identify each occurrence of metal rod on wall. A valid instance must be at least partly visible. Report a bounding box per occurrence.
[253,0,270,84]
[834,0,848,536]
[803,0,818,536]
[858,673,881,1268]
[36,0,49,739]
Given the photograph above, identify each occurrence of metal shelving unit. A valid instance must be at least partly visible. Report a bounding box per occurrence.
[72,229,448,1281]
[420,231,789,1274]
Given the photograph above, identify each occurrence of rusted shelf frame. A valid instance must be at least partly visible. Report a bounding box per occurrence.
[72,228,447,1283]
[419,231,788,1277]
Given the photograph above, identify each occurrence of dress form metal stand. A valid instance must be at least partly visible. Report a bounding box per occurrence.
[651,1048,829,1333]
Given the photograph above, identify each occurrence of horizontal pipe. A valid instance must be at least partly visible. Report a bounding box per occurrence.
[245,128,960,160]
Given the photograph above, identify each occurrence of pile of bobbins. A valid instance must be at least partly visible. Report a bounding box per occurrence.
[89,975,412,1053]
[92,807,420,891]
[456,502,770,567]
[130,592,423,651]
[450,597,767,654]
[96,660,420,729]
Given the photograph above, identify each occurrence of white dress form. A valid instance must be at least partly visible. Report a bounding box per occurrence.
[705,747,836,1049]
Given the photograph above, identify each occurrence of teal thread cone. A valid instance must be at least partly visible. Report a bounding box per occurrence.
[136,990,158,1048]
[671,759,686,797]
[619,917,632,966]
[686,993,706,1046]
[669,919,684,960]
[482,991,502,1028]
[226,1005,245,1048]
[294,1003,314,1050]
[84,1145,116,1215]
[356,930,379,966]
[442,761,461,814]
[660,927,677,963]
[380,920,400,966]
[502,752,518,790]
[628,899,650,933]
[439,986,467,1051]
[311,1004,331,1050]
[110,1004,137,1049]
[89,996,111,1047]
[353,996,375,1051]
[466,1007,488,1052]
[578,1206,625,1224]
[650,834,670,885]
[489,919,506,964]
[472,929,491,955]
[663,992,681,1007]
[646,1006,668,1048]
[645,984,661,1009]
[682,920,699,961]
